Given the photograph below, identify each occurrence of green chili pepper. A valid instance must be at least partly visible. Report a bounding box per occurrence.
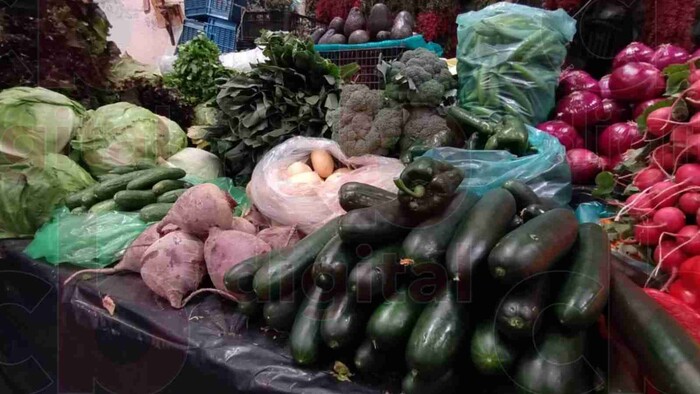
[394,157,464,217]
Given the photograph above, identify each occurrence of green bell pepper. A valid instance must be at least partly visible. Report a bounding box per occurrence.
[394,157,464,217]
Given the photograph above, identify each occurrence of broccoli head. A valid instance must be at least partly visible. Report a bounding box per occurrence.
[400,107,458,156]
[382,48,457,107]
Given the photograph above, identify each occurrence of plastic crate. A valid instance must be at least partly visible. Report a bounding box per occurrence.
[178,19,206,47]
[205,18,238,53]
[318,46,407,90]
[184,0,246,22]
[237,10,323,50]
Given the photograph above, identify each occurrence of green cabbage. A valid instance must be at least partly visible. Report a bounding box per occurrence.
[0,154,95,238]
[71,102,187,175]
[0,87,86,164]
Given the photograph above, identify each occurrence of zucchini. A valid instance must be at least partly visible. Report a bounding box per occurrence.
[354,339,386,375]
[97,174,120,182]
[65,184,97,209]
[470,322,517,375]
[156,189,186,203]
[108,163,155,174]
[88,199,119,214]
[138,203,173,222]
[488,208,578,284]
[114,190,156,210]
[338,199,421,244]
[347,243,403,301]
[406,287,467,378]
[152,179,187,195]
[94,169,152,200]
[71,206,87,214]
[555,223,610,330]
[237,295,262,318]
[402,369,458,394]
[311,235,359,292]
[402,192,478,273]
[446,188,516,283]
[263,290,302,332]
[610,271,700,394]
[338,182,396,211]
[366,287,426,351]
[502,179,541,210]
[253,217,341,300]
[126,167,186,190]
[225,250,281,295]
[520,203,548,222]
[321,292,368,350]
[289,286,329,365]
[496,274,549,339]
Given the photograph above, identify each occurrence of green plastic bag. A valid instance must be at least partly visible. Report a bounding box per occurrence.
[24,207,148,268]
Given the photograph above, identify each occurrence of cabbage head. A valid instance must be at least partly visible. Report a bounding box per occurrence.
[71,102,187,175]
[0,154,95,238]
[0,87,86,164]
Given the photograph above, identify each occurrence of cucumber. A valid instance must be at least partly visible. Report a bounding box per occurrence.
[88,199,119,214]
[321,292,368,350]
[610,271,700,394]
[354,339,386,375]
[446,188,516,283]
[502,179,541,210]
[520,203,548,222]
[496,274,549,340]
[138,203,173,222]
[263,290,302,332]
[289,286,329,365]
[71,206,87,214]
[94,169,153,200]
[156,189,186,203]
[366,287,426,351]
[470,322,517,375]
[97,174,120,182]
[108,163,155,174]
[65,184,97,209]
[80,189,100,208]
[237,295,262,318]
[402,369,458,394]
[338,199,421,244]
[555,223,610,330]
[347,243,403,301]
[488,208,578,284]
[152,179,187,195]
[312,235,359,292]
[114,190,157,210]
[406,287,467,378]
[402,192,478,273]
[338,182,396,211]
[126,167,186,190]
[253,217,341,300]
[224,251,280,295]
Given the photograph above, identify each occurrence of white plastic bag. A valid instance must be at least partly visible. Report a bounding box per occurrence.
[248,137,403,234]
[219,48,268,72]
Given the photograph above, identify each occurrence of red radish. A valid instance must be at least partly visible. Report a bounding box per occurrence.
[626,193,654,218]
[646,106,677,137]
[651,145,678,173]
[668,281,700,311]
[634,220,664,245]
[653,240,688,272]
[650,180,681,208]
[566,148,603,184]
[697,207,700,225]
[677,225,700,255]
[598,121,642,157]
[685,80,700,109]
[609,62,665,102]
[671,125,693,147]
[536,120,582,150]
[599,99,628,124]
[690,112,700,131]
[558,69,600,97]
[653,207,686,233]
[679,255,700,290]
[694,48,700,58]
[613,42,654,68]
[690,69,700,84]
[555,91,604,130]
[650,44,691,71]
[633,167,666,191]
[633,98,665,119]
[679,192,700,215]
[676,164,700,187]
[646,289,700,341]
[598,74,612,99]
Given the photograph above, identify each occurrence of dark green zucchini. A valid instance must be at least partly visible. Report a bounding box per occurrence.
[253,217,341,300]
[347,243,403,302]
[263,290,302,332]
[289,286,329,366]
[405,287,467,378]
[496,274,549,340]
[402,369,458,394]
[446,188,516,283]
[488,208,578,284]
[224,250,281,295]
[610,271,700,394]
[339,182,396,211]
[366,287,426,351]
[311,235,359,292]
[402,192,478,273]
[237,295,262,319]
[502,179,541,210]
[338,199,421,244]
[470,322,518,375]
[520,203,549,222]
[555,223,610,330]
[321,292,368,350]
[354,339,386,375]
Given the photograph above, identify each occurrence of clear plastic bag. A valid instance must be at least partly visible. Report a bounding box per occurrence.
[456,3,576,124]
[422,126,572,206]
[248,137,403,233]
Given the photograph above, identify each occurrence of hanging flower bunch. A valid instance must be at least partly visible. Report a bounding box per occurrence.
[415,2,459,57]
[315,0,361,24]
[542,0,583,13]
[643,0,695,50]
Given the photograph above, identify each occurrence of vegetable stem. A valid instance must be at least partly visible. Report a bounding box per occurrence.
[394,178,426,198]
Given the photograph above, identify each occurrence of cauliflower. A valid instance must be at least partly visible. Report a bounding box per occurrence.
[382,48,457,107]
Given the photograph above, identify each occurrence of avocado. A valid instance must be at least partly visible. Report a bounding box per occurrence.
[376,30,391,41]
[396,11,415,28]
[390,11,413,40]
[368,3,391,38]
[328,17,345,33]
[348,30,370,44]
[344,7,366,37]
[328,34,347,44]
[311,27,327,44]
[318,28,336,44]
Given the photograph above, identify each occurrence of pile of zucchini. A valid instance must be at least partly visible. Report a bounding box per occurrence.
[223,178,613,393]
[65,163,189,222]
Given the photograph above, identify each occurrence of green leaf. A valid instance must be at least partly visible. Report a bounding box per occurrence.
[324,75,336,85]
[339,63,361,81]
[671,98,690,121]
[636,98,673,131]
[592,171,615,198]
[324,93,339,109]
[666,70,691,96]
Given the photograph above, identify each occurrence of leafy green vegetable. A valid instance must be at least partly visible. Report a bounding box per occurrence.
[592,171,615,198]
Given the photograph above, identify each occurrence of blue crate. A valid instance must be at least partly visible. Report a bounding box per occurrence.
[184,0,246,22]
[205,18,237,53]
[178,19,206,47]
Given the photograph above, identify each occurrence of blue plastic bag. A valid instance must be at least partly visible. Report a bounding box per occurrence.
[315,34,443,57]
[422,126,572,206]
[575,202,614,224]
[456,3,576,124]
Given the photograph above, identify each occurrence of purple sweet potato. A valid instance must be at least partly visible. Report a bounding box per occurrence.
[256,226,301,250]
[140,231,206,308]
[230,217,256,235]
[204,227,271,292]
[157,184,236,239]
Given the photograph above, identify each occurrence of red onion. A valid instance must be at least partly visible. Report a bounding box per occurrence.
[555,91,604,130]
[566,148,603,184]
[598,121,643,157]
[536,120,582,151]
[613,42,654,69]
[633,98,665,119]
[558,69,600,97]
[651,44,691,71]
[599,74,612,99]
[609,62,665,102]
[599,99,628,124]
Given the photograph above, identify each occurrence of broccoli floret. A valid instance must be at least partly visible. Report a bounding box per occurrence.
[408,79,445,108]
[399,107,457,155]
[333,85,390,156]
[370,106,408,155]
[383,48,456,107]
